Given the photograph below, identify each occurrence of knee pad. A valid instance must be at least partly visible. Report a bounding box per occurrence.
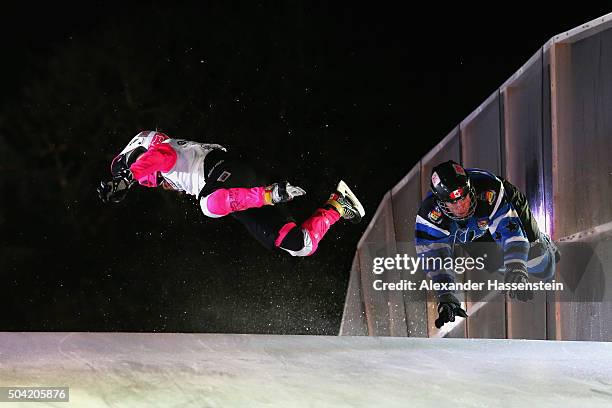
[527,239,556,280]
[275,223,313,257]
[199,191,226,218]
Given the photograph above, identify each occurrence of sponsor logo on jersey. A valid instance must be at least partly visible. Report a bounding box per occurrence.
[431,171,441,187]
[428,209,443,223]
[479,189,496,205]
[217,171,232,182]
[477,218,489,230]
[452,164,466,176]
[484,190,496,205]
[151,133,168,146]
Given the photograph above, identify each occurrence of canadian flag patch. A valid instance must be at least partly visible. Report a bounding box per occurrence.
[449,188,464,200]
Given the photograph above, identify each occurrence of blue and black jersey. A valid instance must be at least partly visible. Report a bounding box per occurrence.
[415,169,540,285]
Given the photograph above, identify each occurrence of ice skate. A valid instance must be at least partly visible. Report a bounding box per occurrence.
[326,180,365,224]
[265,181,306,205]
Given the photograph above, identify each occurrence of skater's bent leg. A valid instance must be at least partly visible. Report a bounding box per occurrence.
[526,239,556,280]
[200,187,268,218]
[275,222,312,256]
[276,208,341,256]
[301,208,341,253]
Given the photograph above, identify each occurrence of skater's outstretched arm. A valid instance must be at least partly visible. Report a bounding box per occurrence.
[415,198,468,328]
[129,142,177,185]
[200,182,305,218]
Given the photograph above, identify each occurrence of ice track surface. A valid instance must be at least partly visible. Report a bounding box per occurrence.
[1,333,611,407]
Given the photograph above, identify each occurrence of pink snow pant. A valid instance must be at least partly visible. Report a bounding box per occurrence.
[199,187,340,256]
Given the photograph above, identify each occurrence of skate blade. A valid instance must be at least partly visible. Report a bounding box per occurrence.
[337,180,365,218]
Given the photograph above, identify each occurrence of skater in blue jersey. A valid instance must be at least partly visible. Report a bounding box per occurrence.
[415,160,560,329]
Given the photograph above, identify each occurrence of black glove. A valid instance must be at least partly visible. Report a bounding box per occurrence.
[435,293,468,329]
[97,169,135,203]
[504,263,533,302]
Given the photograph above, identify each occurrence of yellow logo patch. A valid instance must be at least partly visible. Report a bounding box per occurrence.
[428,209,442,223]
[484,190,496,205]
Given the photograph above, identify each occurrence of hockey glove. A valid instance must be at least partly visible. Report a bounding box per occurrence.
[97,169,136,204]
[504,263,533,302]
[435,293,468,329]
[265,181,306,205]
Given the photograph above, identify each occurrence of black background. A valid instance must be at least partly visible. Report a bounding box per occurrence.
[0,3,608,333]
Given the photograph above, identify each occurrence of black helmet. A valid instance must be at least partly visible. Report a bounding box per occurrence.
[430,160,476,220]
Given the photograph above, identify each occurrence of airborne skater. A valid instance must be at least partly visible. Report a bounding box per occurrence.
[98,131,365,257]
[415,160,560,329]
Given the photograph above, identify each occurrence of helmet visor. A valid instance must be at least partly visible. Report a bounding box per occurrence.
[438,188,476,221]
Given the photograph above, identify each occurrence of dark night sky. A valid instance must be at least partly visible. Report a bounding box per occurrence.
[1,3,609,334]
